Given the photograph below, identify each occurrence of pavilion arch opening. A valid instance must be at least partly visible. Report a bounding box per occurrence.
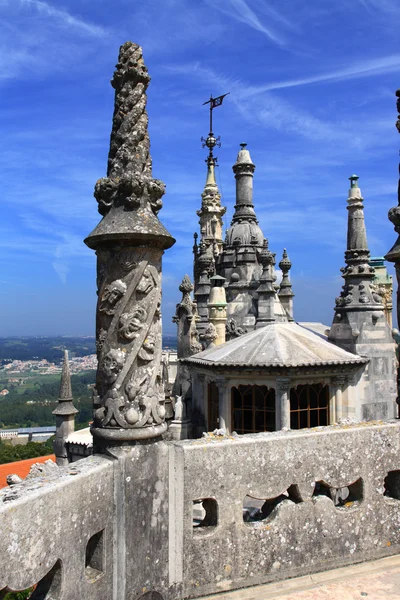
[290,383,329,429]
[231,385,275,434]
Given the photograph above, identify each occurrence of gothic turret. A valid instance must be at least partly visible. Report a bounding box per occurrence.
[218,144,265,329]
[329,175,396,420]
[53,350,78,466]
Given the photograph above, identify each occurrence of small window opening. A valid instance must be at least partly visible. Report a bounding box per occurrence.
[313,479,363,508]
[384,471,400,500]
[193,498,218,529]
[85,530,104,581]
[243,485,302,522]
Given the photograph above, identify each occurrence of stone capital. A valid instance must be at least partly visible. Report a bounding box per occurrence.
[275,377,291,393]
[331,375,348,389]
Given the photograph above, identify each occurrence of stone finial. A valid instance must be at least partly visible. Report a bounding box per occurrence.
[173,275,201,358]
[52,350,78,466]
[85,42,175,250]
[278,249,294,321]
[84,42,175,447]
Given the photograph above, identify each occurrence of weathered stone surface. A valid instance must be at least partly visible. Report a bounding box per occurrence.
[1,424,400,599]
[84,42,175,445]
[171,422,400,598]
[0,455,115,600]
[330,176,396,420]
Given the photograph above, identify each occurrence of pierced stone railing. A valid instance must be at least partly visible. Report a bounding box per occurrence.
[1,422,400,600]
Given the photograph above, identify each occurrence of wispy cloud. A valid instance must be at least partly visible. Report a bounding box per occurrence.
[246,54,400,94]
[204,0,293,47]
[16,0,106,37]
[357,0,400,16]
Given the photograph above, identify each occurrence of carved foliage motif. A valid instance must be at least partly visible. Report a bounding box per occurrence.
[94,247,165,431]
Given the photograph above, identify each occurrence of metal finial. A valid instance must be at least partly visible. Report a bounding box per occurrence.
[201,93,229,158]
[349,174,359,188]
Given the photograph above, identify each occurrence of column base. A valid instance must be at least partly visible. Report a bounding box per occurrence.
[91,422,167,444]
[169,419,192,441]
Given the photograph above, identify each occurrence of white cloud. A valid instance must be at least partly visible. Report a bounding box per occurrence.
[204,0,292,46]
[246,54,400,95]
[17,0,106,37]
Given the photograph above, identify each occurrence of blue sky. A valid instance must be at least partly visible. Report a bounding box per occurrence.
[0,0,399,336]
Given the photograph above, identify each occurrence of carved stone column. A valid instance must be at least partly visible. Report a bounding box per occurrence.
[85,42,175,447]
[275,377,291,430]
[330,376,347,423]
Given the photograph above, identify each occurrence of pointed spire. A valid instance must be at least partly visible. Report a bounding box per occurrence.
[278,248,294,321]
[52,350,78,416]
[53,349,78,467]
[332,175,383,311]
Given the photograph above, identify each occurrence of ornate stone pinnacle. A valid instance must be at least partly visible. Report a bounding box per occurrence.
[333,176,383,311]
[279,248,291,273]
[84,42,175,447]
[52,350,78,416]
[260,238,274,267]
[179,274,194,295]
[85,42,175,251]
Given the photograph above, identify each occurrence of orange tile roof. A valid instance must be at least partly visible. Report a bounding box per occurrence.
[0,455,56,489]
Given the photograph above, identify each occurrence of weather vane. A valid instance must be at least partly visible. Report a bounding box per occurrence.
[201,93,230,161]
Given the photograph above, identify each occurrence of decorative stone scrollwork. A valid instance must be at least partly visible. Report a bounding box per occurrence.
[85,42,175,445]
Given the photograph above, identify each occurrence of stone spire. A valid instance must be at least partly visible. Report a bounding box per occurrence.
[331,176,383,316]
[231,143,257,223]
[194,101,227,289]
[218,143,265,329]
[85,42,175,448]
[52,350,78,466]
[196,155,226,254]
[329,176,396,421]
[256,239,276,327]
[278,249,294,321]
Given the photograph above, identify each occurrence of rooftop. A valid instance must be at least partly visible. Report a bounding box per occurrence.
[184,322,367,369]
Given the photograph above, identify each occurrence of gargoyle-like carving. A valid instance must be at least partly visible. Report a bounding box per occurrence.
[103,348,126,383]
[118,306,147,340]
[99,280,127,315]
[226,318,247,340]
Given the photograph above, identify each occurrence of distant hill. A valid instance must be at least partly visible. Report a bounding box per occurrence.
[0,335,177,363]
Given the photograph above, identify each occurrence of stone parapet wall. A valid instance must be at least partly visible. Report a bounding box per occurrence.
[172,422,400,598]
[1,423,400,600]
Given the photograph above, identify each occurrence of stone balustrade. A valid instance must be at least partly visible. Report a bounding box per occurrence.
[1,422,400,600]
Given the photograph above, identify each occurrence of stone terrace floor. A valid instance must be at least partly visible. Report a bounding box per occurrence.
[205,555,400,600]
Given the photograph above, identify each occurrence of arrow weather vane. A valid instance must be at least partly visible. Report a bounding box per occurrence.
[201,93,230,162]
